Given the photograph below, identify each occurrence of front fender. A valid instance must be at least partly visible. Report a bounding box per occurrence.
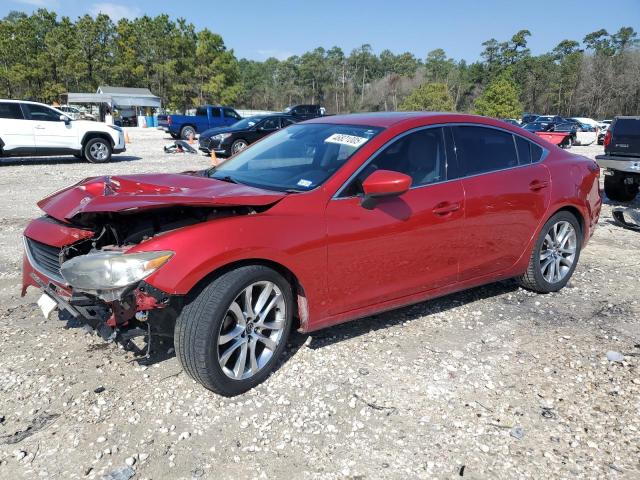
[128,211,328,312]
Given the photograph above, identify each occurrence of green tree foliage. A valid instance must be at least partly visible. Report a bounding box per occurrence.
[0,9,238,111]
[0,9,638,118]
[399,82,454,111]
[474,74,522,118]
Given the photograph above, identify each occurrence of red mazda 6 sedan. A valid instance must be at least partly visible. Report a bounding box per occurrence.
[22,113,602,395]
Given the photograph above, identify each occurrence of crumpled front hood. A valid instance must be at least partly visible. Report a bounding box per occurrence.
[38,173,286,222]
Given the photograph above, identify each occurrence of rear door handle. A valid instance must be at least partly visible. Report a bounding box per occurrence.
[529,180,549,191]
[432,202,461,216]
[34,125,45,129]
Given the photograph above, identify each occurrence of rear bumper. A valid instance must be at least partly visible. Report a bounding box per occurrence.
[596,155,640,174]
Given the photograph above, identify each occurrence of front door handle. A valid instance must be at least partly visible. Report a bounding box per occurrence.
[432,202,460,216]
[34,125,46,129]
[529,180,549,191]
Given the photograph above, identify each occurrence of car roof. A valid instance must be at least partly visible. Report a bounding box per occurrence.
[302,112,509,129]
[0,99,45,105]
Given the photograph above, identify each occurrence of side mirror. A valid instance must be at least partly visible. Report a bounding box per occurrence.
[60,114,70,124]
[360,170,412,210]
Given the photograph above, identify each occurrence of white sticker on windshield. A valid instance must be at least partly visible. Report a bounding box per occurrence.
[297,179,312,188]
[324,133,368,148]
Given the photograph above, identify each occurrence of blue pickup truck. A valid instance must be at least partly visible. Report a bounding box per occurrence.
[158,106,242,139]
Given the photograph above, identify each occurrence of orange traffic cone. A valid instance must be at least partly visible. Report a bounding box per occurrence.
[210,150,219,167]
[124,131,131,144]
[188,133,195,145]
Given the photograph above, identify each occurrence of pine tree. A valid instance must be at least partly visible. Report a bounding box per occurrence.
[398,82,455,111]
[474,74,523,118]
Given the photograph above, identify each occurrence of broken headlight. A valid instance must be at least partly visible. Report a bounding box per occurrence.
[60,251,173,291]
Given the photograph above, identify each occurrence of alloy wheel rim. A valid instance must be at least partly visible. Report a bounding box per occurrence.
[90,142,108,160]
[233,141,247,153]
[539,220,577,284]
[217,281,286,380]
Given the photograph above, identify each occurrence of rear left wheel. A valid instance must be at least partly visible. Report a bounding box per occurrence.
[517,211,581,293]
[175,265,293,396]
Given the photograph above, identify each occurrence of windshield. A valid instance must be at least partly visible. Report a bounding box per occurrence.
[231,116,265,129]
[208,123,382,192]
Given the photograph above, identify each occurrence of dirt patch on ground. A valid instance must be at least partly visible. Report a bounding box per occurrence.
[0,132,638,479]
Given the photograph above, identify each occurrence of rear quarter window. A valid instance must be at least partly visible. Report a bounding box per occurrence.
[515,135,545,164]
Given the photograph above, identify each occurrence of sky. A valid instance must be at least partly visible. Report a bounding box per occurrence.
[2,0,639,61]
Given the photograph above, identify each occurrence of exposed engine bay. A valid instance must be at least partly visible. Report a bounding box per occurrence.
[25,204,260,352]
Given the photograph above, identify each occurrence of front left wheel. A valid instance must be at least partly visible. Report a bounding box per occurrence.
[83,137,112,163]
[175,265,293,396]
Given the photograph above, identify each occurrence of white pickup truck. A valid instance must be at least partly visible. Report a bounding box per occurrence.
[0,100,125,163]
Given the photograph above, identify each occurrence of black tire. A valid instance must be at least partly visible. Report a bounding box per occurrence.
[83,137,112,163]
[604,173,638,202]
[180,125,196,140]
[231,139,249,155]
[170,133,180,140]
[517,211,582,293]
[175,265,293,396]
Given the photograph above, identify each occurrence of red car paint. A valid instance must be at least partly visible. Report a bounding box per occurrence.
[37,173,286,223]
[23,113,601,333]
[535,131,571,145]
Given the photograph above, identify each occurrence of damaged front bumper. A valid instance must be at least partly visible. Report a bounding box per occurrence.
[22,218,179,344]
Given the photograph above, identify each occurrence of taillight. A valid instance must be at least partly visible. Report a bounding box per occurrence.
[167,116,172,125]
[604,130,611,148]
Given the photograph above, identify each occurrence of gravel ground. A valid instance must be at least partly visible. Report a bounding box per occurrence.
[0,129,639,480]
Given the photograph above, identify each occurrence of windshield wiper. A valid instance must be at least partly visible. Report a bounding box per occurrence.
[215,175,239,184]
[284,188,305,193]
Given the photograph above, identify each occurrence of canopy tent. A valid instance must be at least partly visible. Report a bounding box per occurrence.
[65,86,161,109]
[62,86,161,125]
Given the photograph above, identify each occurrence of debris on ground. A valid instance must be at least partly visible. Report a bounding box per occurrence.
[606,350,625,362]
[0,133,638,478]
[0,413,59,445]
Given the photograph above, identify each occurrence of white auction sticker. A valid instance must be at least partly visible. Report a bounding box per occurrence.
[297,179,312,187]
[324,133,368,148]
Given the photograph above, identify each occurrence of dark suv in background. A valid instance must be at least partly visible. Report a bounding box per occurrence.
[596,116,640,202]
[283,104,324,120]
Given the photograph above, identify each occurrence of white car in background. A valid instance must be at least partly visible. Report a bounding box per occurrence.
[0,100,125,163]
[568,117,600,146]
[597,119,613,144]
[57,105,96,121]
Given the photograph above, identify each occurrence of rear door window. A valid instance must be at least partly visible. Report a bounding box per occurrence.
[452,126,519,176]
[196,107,208,116]
[0,102,24,119]
[224,108,241,120]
